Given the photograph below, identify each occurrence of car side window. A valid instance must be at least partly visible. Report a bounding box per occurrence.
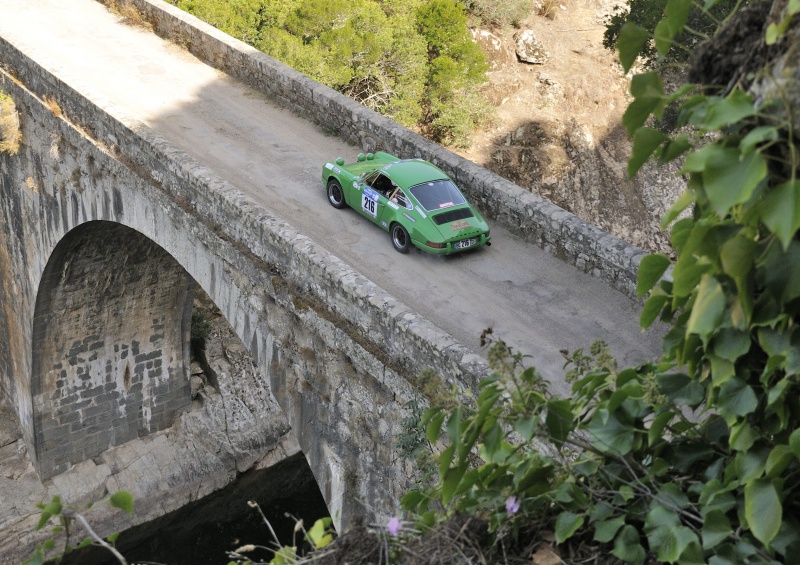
[392,189,410,208]
[362,170,380,189]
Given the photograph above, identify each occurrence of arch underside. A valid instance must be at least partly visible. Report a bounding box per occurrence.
[30,221,194,479]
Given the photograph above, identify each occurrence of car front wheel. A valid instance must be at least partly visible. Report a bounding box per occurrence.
[327,179,346,209]
[390,223,411,253]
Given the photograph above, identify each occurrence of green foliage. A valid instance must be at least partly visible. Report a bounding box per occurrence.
[228,501,336,564]
[604,0,738,65]
[401,2,800,563]
[460,0,531,27]
[168,0,491,145]
[25,491,133,565]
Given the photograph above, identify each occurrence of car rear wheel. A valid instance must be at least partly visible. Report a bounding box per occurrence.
[390,223,411,253]
[327,179,346,209]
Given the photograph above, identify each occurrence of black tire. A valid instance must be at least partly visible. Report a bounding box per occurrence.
[390,223,411,253]
[327,179,346,209]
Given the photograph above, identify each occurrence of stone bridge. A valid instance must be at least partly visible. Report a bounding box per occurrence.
[0,0,662,560]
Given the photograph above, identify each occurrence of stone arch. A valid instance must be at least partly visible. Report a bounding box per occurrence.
[30,220,195,479]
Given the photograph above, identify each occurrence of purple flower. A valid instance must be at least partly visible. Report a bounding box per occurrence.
[505,495,520,516]
[387,516,403,536]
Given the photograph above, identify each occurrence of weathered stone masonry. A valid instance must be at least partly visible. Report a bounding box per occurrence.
[126,0,649,299]
[0,27,484,532]
[31,222,194,478]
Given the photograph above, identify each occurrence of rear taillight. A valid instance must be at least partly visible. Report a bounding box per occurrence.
[426,241,446,248]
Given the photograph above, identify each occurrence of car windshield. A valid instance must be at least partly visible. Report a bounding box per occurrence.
[409,179,466,211]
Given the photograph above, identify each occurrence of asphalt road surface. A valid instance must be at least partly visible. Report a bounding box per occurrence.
[0,0,665,396]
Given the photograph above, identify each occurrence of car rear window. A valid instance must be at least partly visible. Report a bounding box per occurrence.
[409,180,466,211]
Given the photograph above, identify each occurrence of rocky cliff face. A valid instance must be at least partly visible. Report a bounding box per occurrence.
[465,1,686,254]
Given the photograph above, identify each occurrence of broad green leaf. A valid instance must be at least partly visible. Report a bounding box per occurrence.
[613,525,646,565]
[646,504,698,562]
[658,482,690,509]
[744,478,782,546]
[720,235,756,297]
[735,444,770,481]
[515,416,537,441]
[682,145,767,217]
[709,354,735,387]
[672,258,709,298]
[555,511,584,543]
[656,373,704,406]
[641,292,669,328]
[617,23,649,73]
[701,91,757,131]
[426,409,446,444]
[663,0,692,36]
[442,464,467,504]
[699,480,737,516]
[629,127,668,177]
[35,512,52,532]
[718,378,758,419]
[766,445,794,478]
[662,189,695,227]
[637,253,671,298]
[648,410,674,446]
[401,490,427,512]
[759,180,800,250]
[659,134,692,164]
[109,491,134,515]
[654,0,691,58]
[714,329,750,364]
[653,19,674,58]
[594,516,625,543]
[686,275,726,342]
[729,420,758,451]
[759,240,800,305]
[545,398,573,443]
[445,407,462,446]
[790,428,800,460]
[623,72,666,134]
[587,411,636,455]
[307,518,333,549]
[740,125,778,154]
[106,532,119,544]
[702,509,733,549]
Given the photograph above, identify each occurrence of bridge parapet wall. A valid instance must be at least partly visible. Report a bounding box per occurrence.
[0,24,487,525]
[127,0,648,298]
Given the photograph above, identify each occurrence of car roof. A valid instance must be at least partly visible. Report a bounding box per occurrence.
[381,159,449,189]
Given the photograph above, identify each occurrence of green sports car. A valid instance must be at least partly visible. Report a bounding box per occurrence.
[322,152,491,255]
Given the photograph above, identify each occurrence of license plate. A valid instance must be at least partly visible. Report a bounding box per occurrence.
[453,238,476,250]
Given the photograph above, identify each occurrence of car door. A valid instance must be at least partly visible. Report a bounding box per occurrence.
[355,170,389,226]
[378,186,411,230]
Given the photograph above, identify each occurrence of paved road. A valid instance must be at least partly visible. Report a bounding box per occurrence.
[0,0,663,396]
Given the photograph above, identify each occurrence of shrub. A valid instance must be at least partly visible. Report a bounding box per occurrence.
[0,91,21,155]
[402,2,800,563]
[168,0,489,142]
[461,0,531,27]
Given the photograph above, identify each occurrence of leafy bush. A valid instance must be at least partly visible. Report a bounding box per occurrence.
[402,1,800,563]
[0,90,21,155]
[167,0,491,145]
[460,0,531,27]
[602,0,738,64]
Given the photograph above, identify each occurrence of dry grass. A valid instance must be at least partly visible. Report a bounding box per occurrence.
[44,95,62,117]
[538,0,561,20]
[0,91,21,155]
[103,0,152,30]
